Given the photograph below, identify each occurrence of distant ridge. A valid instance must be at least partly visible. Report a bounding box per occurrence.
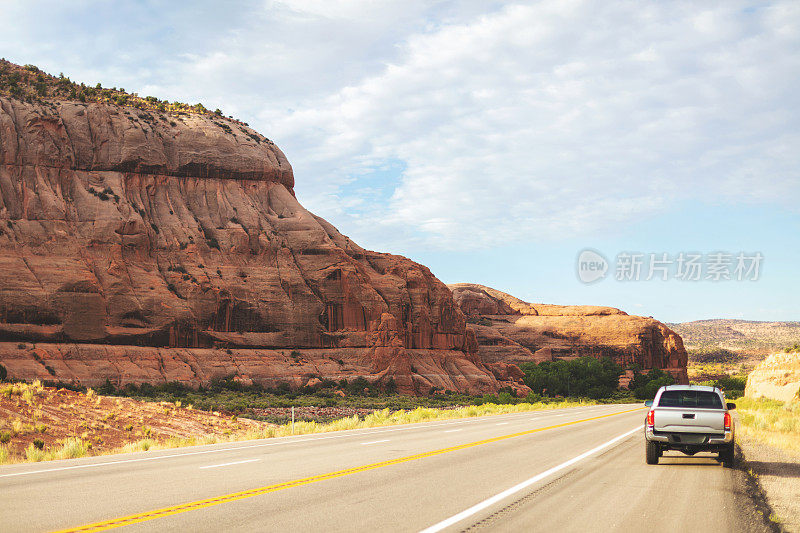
[668,319,800,354]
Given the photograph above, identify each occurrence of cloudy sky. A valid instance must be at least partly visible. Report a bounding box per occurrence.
[2,0,798,322]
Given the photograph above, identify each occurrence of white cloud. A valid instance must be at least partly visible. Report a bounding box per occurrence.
[1,0,798,253]
[263,0,800,251]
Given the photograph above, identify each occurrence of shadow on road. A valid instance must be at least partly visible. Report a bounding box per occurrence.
[658,454,722,466]
[746,460,800,479]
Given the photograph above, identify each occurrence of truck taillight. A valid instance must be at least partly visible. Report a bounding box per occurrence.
[647,410,655,427]
[724,411,731,431]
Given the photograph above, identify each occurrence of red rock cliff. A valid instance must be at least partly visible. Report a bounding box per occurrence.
[0,72,504,394]
[449,284,689,384]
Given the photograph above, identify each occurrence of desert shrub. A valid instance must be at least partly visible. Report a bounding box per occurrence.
[96,378,116,395]
[0,363,6,381]
[25,443,45,462]
[32,438,44,450]
[0,431,10,443]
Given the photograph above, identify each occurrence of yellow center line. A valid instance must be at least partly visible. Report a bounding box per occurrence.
[53,407,644,533]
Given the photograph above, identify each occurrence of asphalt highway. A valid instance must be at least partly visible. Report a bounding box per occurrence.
[0,404,769,532]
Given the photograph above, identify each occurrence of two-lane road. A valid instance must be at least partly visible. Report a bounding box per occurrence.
[0,404,769,532]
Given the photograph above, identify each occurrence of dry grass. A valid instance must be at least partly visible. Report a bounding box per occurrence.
[736,396,800,454]
[0,381,262,464]
[100,400,598,457]
[0,391,596,465]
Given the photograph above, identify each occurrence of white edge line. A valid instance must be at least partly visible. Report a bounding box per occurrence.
[418,426,641,533]
[0,405,639,479]
[360,439,390,445]
[199,458,259,470]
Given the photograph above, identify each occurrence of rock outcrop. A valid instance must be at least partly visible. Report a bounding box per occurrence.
[745,352,800,403]
[0,64,505,395]
[449,284,689,383]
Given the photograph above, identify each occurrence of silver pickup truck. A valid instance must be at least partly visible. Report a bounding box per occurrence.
[644,385,736,467]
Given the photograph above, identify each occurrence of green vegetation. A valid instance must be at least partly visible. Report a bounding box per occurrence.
[0,59,261,133]
[87,375,603,424]
[784,343,800,353]
[517,357,678,401]
[22,438,90,463]
[692,375,747,399]
[83,357,676,424]
[627,367,676,399]
[737,397,800,453]
[520,356,624,399]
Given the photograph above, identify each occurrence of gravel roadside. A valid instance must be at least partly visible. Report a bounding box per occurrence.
[739,434,800,532]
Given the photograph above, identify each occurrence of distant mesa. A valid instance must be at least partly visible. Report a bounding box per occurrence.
[449,283,689,384]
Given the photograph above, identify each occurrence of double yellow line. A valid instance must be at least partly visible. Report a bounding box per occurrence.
[54,407,642,532]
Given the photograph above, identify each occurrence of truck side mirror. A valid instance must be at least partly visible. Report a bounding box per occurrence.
[727,403,736,410]
[644,400,653,407]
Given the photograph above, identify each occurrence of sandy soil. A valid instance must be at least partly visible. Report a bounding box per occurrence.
[0,382,268,459]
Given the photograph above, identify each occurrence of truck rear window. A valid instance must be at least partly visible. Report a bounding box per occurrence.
[658,390,723,409]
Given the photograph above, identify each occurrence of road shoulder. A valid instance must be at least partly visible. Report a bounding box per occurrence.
[739,434,800,532]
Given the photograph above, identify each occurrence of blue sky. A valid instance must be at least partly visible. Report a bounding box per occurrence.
[1,0,798,322]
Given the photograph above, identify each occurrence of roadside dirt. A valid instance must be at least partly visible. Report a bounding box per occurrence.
[0,382,269,459]
[739,434,800,532]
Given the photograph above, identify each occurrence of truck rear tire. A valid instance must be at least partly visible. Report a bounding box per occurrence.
[720,443,735,468]
[646,440,660,465]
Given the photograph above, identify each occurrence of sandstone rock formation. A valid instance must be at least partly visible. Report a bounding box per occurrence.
[0,63,507,395]
[745,352,800,403]
[449,284,689,384]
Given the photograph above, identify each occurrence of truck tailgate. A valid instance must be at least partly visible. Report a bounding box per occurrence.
[654,408,725,433]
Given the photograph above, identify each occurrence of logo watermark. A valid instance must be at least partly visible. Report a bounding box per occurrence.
[576,249,609,283]
[576,250,763,283]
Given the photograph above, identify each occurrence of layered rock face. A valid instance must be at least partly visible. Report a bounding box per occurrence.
[0,93,502,394]
[745,352,800,403]
[450,284,689,383]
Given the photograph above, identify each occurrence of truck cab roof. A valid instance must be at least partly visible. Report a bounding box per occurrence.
[661,384,720,393]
